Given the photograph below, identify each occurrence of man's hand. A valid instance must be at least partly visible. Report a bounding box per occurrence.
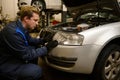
[40,30,54,43]
[46,40,58,52]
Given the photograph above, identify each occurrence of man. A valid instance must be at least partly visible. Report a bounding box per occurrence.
[0,6,58,80]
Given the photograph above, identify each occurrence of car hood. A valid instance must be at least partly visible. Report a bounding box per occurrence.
[62,0,96,7]
[62,0,120,16]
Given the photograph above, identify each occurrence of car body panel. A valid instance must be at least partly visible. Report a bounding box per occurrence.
[45,0,62,10]
[45,44,101,73]
[80,22,120,45]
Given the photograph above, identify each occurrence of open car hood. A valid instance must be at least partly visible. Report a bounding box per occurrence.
[62,0,120,16]
[62,0,96,7]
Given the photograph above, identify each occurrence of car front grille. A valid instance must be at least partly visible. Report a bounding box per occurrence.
[46,55,77,68]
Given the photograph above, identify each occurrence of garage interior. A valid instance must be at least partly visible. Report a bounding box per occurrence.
[0,0,120,80]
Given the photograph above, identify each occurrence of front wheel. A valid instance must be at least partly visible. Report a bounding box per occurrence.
[92,44,120,80]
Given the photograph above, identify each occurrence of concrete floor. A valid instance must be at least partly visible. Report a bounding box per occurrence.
[38,58,91,80]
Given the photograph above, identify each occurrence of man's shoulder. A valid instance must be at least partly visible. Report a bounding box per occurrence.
[7,21,17,27]
[2,21,17,34]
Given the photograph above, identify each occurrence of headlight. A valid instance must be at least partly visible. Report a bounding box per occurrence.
[53,31,84,46]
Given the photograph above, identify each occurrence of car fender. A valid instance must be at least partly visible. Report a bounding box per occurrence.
[80,22,120,46]
[79,22,120,70]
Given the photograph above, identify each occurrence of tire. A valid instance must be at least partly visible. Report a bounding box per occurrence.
[92,44,120,80]
[31,0,46,11]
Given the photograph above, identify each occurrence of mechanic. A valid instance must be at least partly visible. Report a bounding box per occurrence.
[0,6,58,80]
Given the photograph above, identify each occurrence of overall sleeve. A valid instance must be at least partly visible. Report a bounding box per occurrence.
[2,28,47,61]
[26,32,45,46]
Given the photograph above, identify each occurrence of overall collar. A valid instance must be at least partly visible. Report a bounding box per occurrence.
[16,19,28,33]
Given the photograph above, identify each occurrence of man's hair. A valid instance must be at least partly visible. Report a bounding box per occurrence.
[17,6,39,20]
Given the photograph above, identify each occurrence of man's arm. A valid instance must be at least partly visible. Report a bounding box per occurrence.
[2,29,47,61]
[27,33,45,46]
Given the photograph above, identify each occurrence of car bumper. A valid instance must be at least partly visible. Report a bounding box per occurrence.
[45,44,102,74]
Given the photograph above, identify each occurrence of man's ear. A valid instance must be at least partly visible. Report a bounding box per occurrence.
[24,16,30,21]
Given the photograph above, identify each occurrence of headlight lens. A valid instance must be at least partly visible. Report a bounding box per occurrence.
[53,31,84,46]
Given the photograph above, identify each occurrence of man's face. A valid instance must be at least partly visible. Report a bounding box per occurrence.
[25,13,39,30]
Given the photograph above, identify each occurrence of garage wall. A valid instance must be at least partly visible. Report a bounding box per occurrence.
[1,0,19,21]
[0,0,1,7]
[0,1,2,20]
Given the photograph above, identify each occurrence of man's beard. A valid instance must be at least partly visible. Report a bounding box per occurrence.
[26,25,34,32]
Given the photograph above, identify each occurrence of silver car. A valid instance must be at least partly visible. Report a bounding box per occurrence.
[43,0,120,80]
